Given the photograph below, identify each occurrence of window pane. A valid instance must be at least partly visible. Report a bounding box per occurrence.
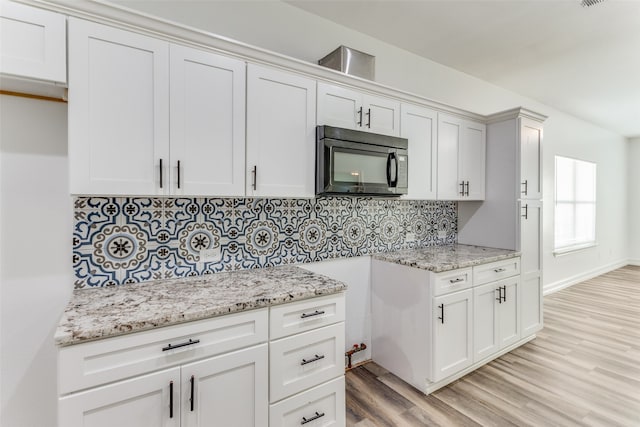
[555,202,575,248]
[575,203,596,243]
[555,157,574,201]
[575,160,596,202]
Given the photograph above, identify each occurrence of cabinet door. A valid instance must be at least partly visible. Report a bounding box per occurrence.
[182,344,268,427]
[433,289,473,381]
[521,274,543,336]
[246,64,316,197]
[59,367,179,427]
[460,120,486,200]
[519,118,543,200]
[363,94,401,136]
[473,282,500,362]
[170,45,245,196]
[436,113,463,200]
[68,18,170,195]
[0,1,66,82]
[498,277,520,348]
[520,200,543,336]
[401,104,437,199]
[317,82,360,130]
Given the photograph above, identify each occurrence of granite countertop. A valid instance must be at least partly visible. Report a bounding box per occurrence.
[372,244,520,272]
[55,265,347,347]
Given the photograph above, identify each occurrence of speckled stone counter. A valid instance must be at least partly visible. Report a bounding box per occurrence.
[372,244,520,272]
[55,265,346,346]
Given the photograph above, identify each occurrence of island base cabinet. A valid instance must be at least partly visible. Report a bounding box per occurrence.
[59,367,180,427]
[269,376,345,427]
[432,289,473,382]
[182,344,268,427]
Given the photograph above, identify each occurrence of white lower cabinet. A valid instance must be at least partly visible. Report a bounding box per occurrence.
[58,295,346,427]
[473,276,520,363]
[372,256,529,394]
[269,376,345,427]
[433,289,473,381]
[59,367,180,427]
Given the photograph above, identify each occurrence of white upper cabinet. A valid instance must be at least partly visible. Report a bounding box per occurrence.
[69,18,245,196]
[520,118,543,200]
[437,113,486,200]
[0,0,66,83]
[68,18,170,195]
[400,103,437,200]
[169,44,245,196]
[317,82,400,136]
[246,64,316,198]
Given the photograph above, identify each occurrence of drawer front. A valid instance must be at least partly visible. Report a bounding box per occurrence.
[59,309,268,395]
[269,376,345,427]
[270,323,345,403]
[473,258,521,286]
[270,293,345,340]
[433,268,473,296]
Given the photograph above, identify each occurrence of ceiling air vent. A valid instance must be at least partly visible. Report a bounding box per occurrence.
[581,0,605,7]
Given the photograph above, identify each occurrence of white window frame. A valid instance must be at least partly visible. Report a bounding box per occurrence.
[553,156,597,255]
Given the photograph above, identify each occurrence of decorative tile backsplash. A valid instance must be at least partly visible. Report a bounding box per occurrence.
[73,197,457,288]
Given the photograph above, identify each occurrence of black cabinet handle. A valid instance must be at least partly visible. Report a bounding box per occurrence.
[162,338,200,352]
[357,107,363,126]
[494,267,506,273]
[459,181,465,196]
[522,180,528,195]
[301,411,325,425]
[169,381,174,418]
[438,303,444,324]
[366,108,371,128]
[190,375,195,412]
[252,165,257,191]
[496,288,502,304]
[465,181,470,196]
[502,285,507,303]
[159,158,163,189]
[449,277,464,284]
[522,204,528,219]
[301,310,325,319]
[301,354,325,366]
[177,160,181,189]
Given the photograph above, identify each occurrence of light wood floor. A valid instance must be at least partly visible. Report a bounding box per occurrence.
[346,265,640,426]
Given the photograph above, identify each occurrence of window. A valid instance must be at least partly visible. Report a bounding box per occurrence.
[554,156,596,253]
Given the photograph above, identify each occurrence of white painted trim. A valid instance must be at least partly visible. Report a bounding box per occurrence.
[543,259,629,295]
[628,259,640,266]
[553,242,598,256]
[485,107,548,124]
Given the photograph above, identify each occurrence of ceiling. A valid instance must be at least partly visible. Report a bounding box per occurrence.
[286,0,640,137]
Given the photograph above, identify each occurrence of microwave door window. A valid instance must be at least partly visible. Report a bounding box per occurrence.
[333,151,388,185]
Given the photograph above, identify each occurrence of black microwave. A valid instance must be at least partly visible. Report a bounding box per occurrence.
[316,125,408,196]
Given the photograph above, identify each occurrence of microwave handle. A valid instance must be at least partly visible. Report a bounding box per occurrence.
[386,152,398,188]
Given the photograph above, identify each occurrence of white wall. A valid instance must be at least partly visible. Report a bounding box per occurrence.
[629,137,640,264]
[0,95,72,427]
[115,0,630,289]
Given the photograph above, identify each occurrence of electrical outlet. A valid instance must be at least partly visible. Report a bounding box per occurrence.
[437,231,447,239]
[405,232,416,242]
[200,247,221,262]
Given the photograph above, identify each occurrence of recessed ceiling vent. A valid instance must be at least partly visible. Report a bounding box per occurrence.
[581,0,605,7]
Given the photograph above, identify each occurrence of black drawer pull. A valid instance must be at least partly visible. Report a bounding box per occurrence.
[301,411,325,425]
[301,310,325,319]
[494,267,506,273]
[162,338,200,352]
[449,277,464,284]
[301,354,325,366]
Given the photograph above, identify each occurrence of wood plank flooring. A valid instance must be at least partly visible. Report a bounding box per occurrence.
[346,265,640,426]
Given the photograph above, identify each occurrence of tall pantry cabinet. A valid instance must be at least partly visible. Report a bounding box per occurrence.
[457,108,546,335]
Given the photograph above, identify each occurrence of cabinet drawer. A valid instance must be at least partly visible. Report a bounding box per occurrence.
[270,293,345,340]
[433,268,473,296]
[270,323,345,403]
[269,376,345,427]
[59,309,268,395]
[473,258,520,286]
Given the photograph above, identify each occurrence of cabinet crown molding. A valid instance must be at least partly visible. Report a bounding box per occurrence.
[485,107,548,124]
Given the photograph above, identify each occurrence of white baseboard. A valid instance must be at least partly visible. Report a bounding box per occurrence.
[543,259,630,295]
[628,259,640,266]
